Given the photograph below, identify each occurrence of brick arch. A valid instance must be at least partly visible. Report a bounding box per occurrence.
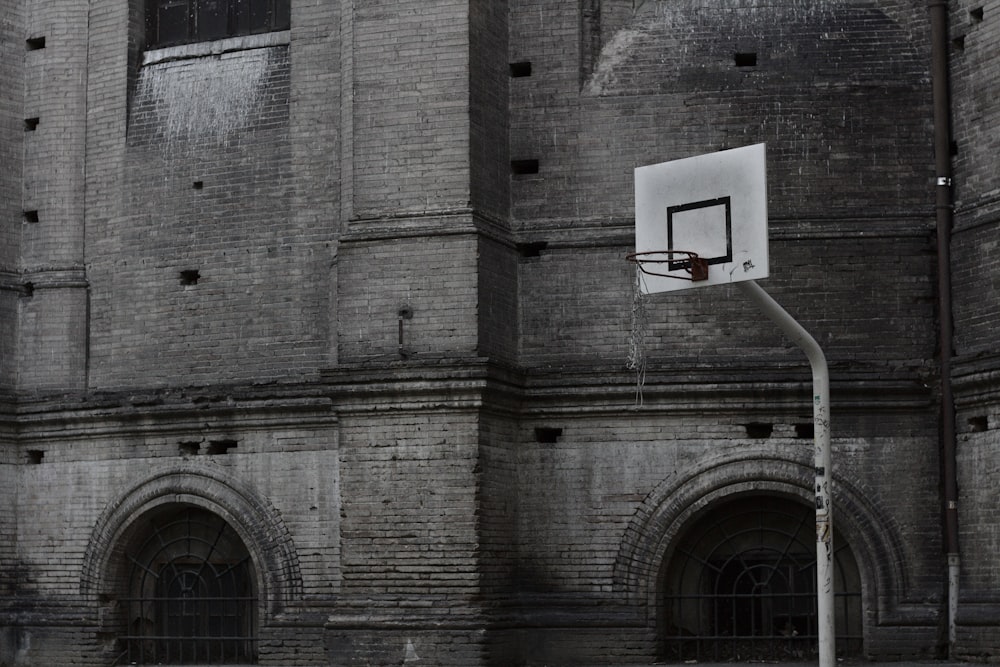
[582,0,925,97]
[613,452,908,625]
[80,462,302,617]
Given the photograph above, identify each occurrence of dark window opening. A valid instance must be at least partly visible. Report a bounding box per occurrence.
[178,441,202,456]
[734,52,758,67]
[207,439,238,455]
[794,423,814,439]
[971,6,984,22]
[534,427,563,444]
[745,422,774,439]
[509,61,532,77]
[25,36,46,50]
[23,210,39,223]
[120,506,258,664]
[179,270,200,286]
[27,450,44,464]
[511,159,539,175]
[661,496,862,662]
[145,0,290,49]
[516,241,548,258]
[969,415,988,432]
[24,117,39,131]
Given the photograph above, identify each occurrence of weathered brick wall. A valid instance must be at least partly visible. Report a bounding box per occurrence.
[508,403,943,662]
[469,0,516,363]
[478,236,518,364]
[337,411,480,603]
[326,627,487,667]
[0,2,23,389]
[948,0,1000,657]
[0,0,20,621]
[950,0,1000,361]
[9,398,337,665]
[16,288,88,392]
[0,5,21,242]
[19,0,87,266]
[954,412,1000,589]
[516,408,942,590]
[86,43,332,389]
[0,451,18,665]
[513,0,936,371]
[507,0,945,661]
[350,0,471,219]
[331,407,488,664]
[14,0,89,391]
[338,234,480,362]
[521,233,936,369]
[477,412,518,603]
[950,0,1000,211]
[512,2,932,224]
[7,0,1000,664]
[470,0,510,223]
[289,0,342,366]
[339,0,494,366]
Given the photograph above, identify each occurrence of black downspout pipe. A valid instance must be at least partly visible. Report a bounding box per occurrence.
[928,0,960,656]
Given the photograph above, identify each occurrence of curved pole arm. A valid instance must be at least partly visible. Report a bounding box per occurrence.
[737,280,834,667]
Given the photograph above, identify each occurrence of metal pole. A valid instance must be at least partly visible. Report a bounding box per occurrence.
[737,280,834,667]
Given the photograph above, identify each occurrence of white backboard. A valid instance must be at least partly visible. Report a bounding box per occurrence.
[634,143,768,294]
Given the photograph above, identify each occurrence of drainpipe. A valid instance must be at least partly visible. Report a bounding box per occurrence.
[928,0,960,656]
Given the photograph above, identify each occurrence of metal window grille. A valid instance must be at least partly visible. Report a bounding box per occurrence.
[146,0,291,48]
[117,506,258,665]
[662,497,863,662]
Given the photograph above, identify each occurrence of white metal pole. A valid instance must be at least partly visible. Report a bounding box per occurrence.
[737,280,834,667]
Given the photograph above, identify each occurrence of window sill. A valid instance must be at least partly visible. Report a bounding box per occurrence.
[143,30,290,67]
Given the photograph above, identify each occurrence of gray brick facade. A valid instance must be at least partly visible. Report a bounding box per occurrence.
[1,0,999,664]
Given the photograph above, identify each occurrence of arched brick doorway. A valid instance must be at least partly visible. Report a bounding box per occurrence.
[117,504,258,664]
[660,495,862,662]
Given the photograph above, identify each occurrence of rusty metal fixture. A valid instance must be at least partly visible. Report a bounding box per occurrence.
[626,250,710,282]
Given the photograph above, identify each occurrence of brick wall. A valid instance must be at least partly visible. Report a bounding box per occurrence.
[518,234,936,370]
[477,412,518,604]
[6,0,1000,664]
[0,2,24,389]
[507,0,944,661]
[948,0,1000,657]
[470,0,510,223]
[512,2,932,225]
[478,236,518,364]
[85,42,332,388]
[350,0,472,219]
[337,411,480,603]
[9,396,337,665]
[950,0,1000,361]
[289,0,342,366]
[20,0,87,267]
[338,234,480,362]
[0,5,22,645]
[15,0,89,392]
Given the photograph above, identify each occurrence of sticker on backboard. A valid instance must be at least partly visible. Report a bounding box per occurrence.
[633,143,768,294]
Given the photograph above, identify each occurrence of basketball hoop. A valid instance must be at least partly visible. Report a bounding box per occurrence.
[626,251,708,404]
[625,250,709,282]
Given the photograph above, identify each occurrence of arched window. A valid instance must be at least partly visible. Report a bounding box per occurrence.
[660,496,862,662]
[119,505,258,664]
[145,0,290,49]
